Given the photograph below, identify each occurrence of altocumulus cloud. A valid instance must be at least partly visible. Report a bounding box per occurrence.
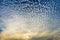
[0,0,60,40]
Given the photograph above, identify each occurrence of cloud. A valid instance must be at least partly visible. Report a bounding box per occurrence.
[0,0,60,40]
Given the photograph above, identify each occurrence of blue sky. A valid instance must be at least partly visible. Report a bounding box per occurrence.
[0,0,60,36]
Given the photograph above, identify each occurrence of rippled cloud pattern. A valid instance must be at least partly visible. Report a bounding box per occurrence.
[0,0,60,40]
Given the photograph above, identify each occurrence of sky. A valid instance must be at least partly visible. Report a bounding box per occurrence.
[0,0,60,38]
